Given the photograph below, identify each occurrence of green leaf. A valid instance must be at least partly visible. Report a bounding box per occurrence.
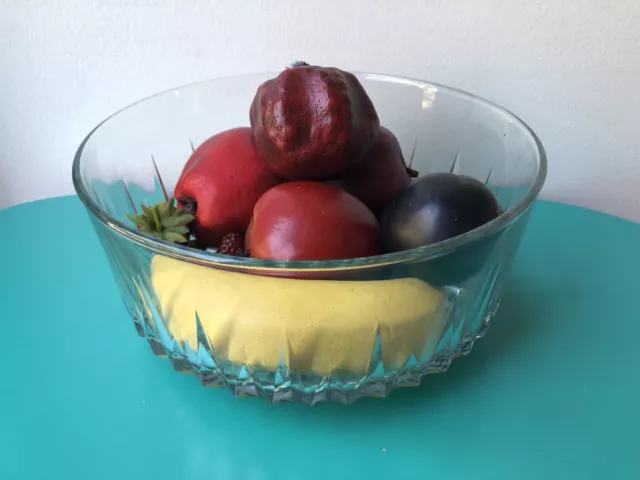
[155,201,170,218]
[161,214,194,228]
[127,214,148,228]
[126,197,193,244]
[166,197,177,214]
[151,206,162,232]
[163,232,188,243]
[168,225,190,235]
[141,204,154,217]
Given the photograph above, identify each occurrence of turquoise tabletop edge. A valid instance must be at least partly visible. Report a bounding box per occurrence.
[1,193,639,480]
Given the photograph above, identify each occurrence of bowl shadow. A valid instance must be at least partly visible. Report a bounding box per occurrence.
[314,275,537,408]
[159,273,543,434]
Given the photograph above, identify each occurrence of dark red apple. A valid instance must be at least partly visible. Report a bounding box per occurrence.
[338,126,416,214]
[246,181,381,261]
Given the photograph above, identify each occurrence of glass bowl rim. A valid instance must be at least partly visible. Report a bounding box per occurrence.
[72,71,548,273]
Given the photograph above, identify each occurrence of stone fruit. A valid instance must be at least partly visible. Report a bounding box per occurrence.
[338,126,417,215]
[380,172,501,252]
[246,181,381,261]
[249,63,380,180]
[173,127,281,247]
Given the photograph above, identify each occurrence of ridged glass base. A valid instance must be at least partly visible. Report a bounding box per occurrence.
[72,73,542,406]
[94,201,516,405]
[130,291,502,406]
[100,209,513,405]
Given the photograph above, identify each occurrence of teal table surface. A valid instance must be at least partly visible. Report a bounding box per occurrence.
[1,196,639,480]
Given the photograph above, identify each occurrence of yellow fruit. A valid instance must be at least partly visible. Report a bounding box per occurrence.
[151,256,450,377]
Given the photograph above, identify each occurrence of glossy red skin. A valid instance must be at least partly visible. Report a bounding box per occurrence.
[249,65,380,181]
[338,126,413,215]
[174,127,281,247]
[246,181,381,261]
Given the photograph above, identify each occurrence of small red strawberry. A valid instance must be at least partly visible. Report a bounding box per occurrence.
[217,232,249,257]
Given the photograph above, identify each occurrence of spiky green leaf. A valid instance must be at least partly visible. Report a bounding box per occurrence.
[166,197,177,214]
[127,197,194,244]
[155,201,170,218]
[141,204,154,217]
[161,214,194,228]
[163,232,189,243]
[127,213,145,226]
[167,225,190,235]
[128,214,154,231]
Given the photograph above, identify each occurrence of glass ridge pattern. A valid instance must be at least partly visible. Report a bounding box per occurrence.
[86,152,529,405]
[73,74,546,405]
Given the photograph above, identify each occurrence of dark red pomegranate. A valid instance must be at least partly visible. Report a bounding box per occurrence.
[249,63,380,181]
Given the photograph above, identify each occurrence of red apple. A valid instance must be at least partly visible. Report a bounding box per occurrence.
[174,127,281,247]
[246,181,381,261]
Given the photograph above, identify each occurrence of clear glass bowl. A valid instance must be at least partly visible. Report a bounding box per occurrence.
[72,72,547,405]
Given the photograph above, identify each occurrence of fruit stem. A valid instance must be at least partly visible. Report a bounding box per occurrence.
[151,206,162,232]
[288,60,310,68]
[406,166,419,178]
[183,199,197,216]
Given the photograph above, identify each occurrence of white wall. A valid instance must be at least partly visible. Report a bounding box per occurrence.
[1,0,639,221]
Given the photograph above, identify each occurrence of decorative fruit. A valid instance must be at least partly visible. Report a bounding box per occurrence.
[391,231,503,286]
[174,127,281,247]
[338,126,418,215]
[379,172,503,285]
[217,232,248,257]
[246,181,381,261]
[127,197,194,244]
[152,255,446,376]
[249,62,380,180]
[380,172,501,252]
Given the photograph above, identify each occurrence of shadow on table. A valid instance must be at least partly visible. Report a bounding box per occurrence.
[302,275,542,414]
[161,275,545,431]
